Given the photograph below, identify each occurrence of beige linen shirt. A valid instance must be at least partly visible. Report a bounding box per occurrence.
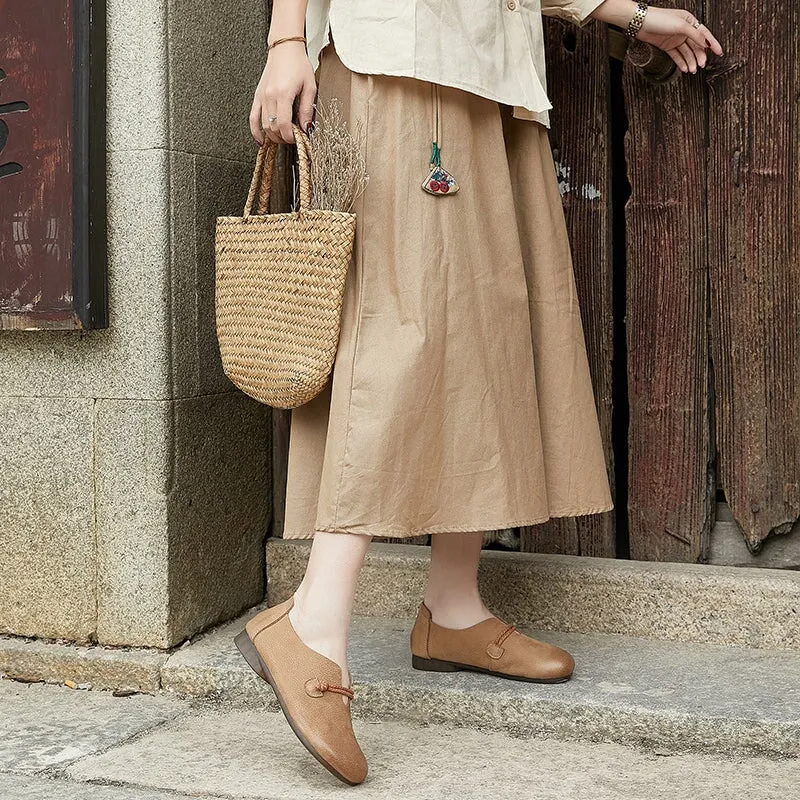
[305,0,606,128]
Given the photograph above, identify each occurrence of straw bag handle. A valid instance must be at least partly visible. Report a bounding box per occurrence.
[243,124,312,218]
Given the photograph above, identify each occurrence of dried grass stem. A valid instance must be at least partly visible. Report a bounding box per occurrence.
[308,99,369,213]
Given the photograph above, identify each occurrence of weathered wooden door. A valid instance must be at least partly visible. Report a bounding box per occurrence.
[526,1,798,565]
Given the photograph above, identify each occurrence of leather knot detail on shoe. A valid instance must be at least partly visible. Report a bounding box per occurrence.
[304,677,355,700]
[486,642,504,659]
[486,623,516,660]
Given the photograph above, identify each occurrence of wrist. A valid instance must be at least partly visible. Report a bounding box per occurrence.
[268,31,306,47]
[267,37,308,54]
[590,0,641,29]
[268,0,308,46]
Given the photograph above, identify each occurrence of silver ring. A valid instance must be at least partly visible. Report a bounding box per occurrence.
[267,115,278,124]
[692,20,701,28]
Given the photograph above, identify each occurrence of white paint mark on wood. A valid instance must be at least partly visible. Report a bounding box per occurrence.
[581,183,602,200]
[554,161,571,196]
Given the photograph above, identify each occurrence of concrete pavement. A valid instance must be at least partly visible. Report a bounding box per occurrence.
[1,677,799,800]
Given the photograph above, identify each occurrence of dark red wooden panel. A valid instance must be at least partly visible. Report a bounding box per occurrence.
[706,0,800,551]
[0,0,77,327]
[622,1,714,562]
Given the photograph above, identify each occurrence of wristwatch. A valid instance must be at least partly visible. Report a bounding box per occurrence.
[625,1,649,40]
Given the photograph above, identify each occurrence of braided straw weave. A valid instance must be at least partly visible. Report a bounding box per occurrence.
[215,124,356,409]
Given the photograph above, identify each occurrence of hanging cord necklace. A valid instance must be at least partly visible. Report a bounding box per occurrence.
[422,83,459,196]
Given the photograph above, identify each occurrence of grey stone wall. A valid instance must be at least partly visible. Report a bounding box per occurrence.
[0,1,272,647]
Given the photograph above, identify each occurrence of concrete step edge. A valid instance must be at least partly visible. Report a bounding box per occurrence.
[266,538,800,650]
[2,609,798,758]
[160,612,800,759]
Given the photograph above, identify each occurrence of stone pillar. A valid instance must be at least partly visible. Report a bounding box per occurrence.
[0,1,272,648]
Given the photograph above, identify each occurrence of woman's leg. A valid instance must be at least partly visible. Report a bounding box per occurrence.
[288,531,371,687]
[422,531,493,629]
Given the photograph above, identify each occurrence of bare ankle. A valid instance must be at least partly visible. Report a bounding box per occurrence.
[289,593,351,683]
[423,588,493,629]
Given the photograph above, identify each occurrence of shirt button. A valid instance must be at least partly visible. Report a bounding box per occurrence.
[506,0,517,9]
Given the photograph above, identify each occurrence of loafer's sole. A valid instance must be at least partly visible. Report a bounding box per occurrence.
[412,654,572,684]
[234,630,361,786]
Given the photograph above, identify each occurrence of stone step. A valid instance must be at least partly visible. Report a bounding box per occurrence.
[159,607,800,758]
[5,681,799,800]
[266,538,800,650]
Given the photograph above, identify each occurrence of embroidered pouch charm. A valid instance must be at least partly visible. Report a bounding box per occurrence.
[422,86,460,196]
[422,164,459,196]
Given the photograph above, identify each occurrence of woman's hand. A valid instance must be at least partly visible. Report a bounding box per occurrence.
[636,7,724,73]
[249,41,317,146]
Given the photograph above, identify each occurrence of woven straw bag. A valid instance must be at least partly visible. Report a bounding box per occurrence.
[215,124,356,409]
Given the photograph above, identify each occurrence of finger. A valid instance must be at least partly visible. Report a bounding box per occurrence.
[262,100,281,145]
[668,47,689,73]
[685,22,724,56]
[699,25,724,56]
[297,79,317,134]
[678,41,698,73]
[277,92,295,144]
[249,97,264,145]
[688,38,707,68]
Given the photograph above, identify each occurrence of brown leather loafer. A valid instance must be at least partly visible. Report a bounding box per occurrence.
[234,597,368,786]
[410,602,574,683]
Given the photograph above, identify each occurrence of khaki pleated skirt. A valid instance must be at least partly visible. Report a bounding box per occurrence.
[282,44,614,539]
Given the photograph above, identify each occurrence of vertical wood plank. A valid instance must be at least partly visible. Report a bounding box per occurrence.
[706,1,800,552]
[268,147,292,539]
[623,0,714,562]
[262,0,294,538]
[520,17,616,557]
[271,408,290,537]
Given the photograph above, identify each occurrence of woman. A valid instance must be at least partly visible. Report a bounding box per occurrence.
[236,0,723,786]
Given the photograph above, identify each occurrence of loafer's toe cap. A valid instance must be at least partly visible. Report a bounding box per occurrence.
[507,637,575,681]
[538,643,575,680]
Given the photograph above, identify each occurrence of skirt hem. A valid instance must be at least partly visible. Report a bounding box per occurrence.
[282,503,615,540]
